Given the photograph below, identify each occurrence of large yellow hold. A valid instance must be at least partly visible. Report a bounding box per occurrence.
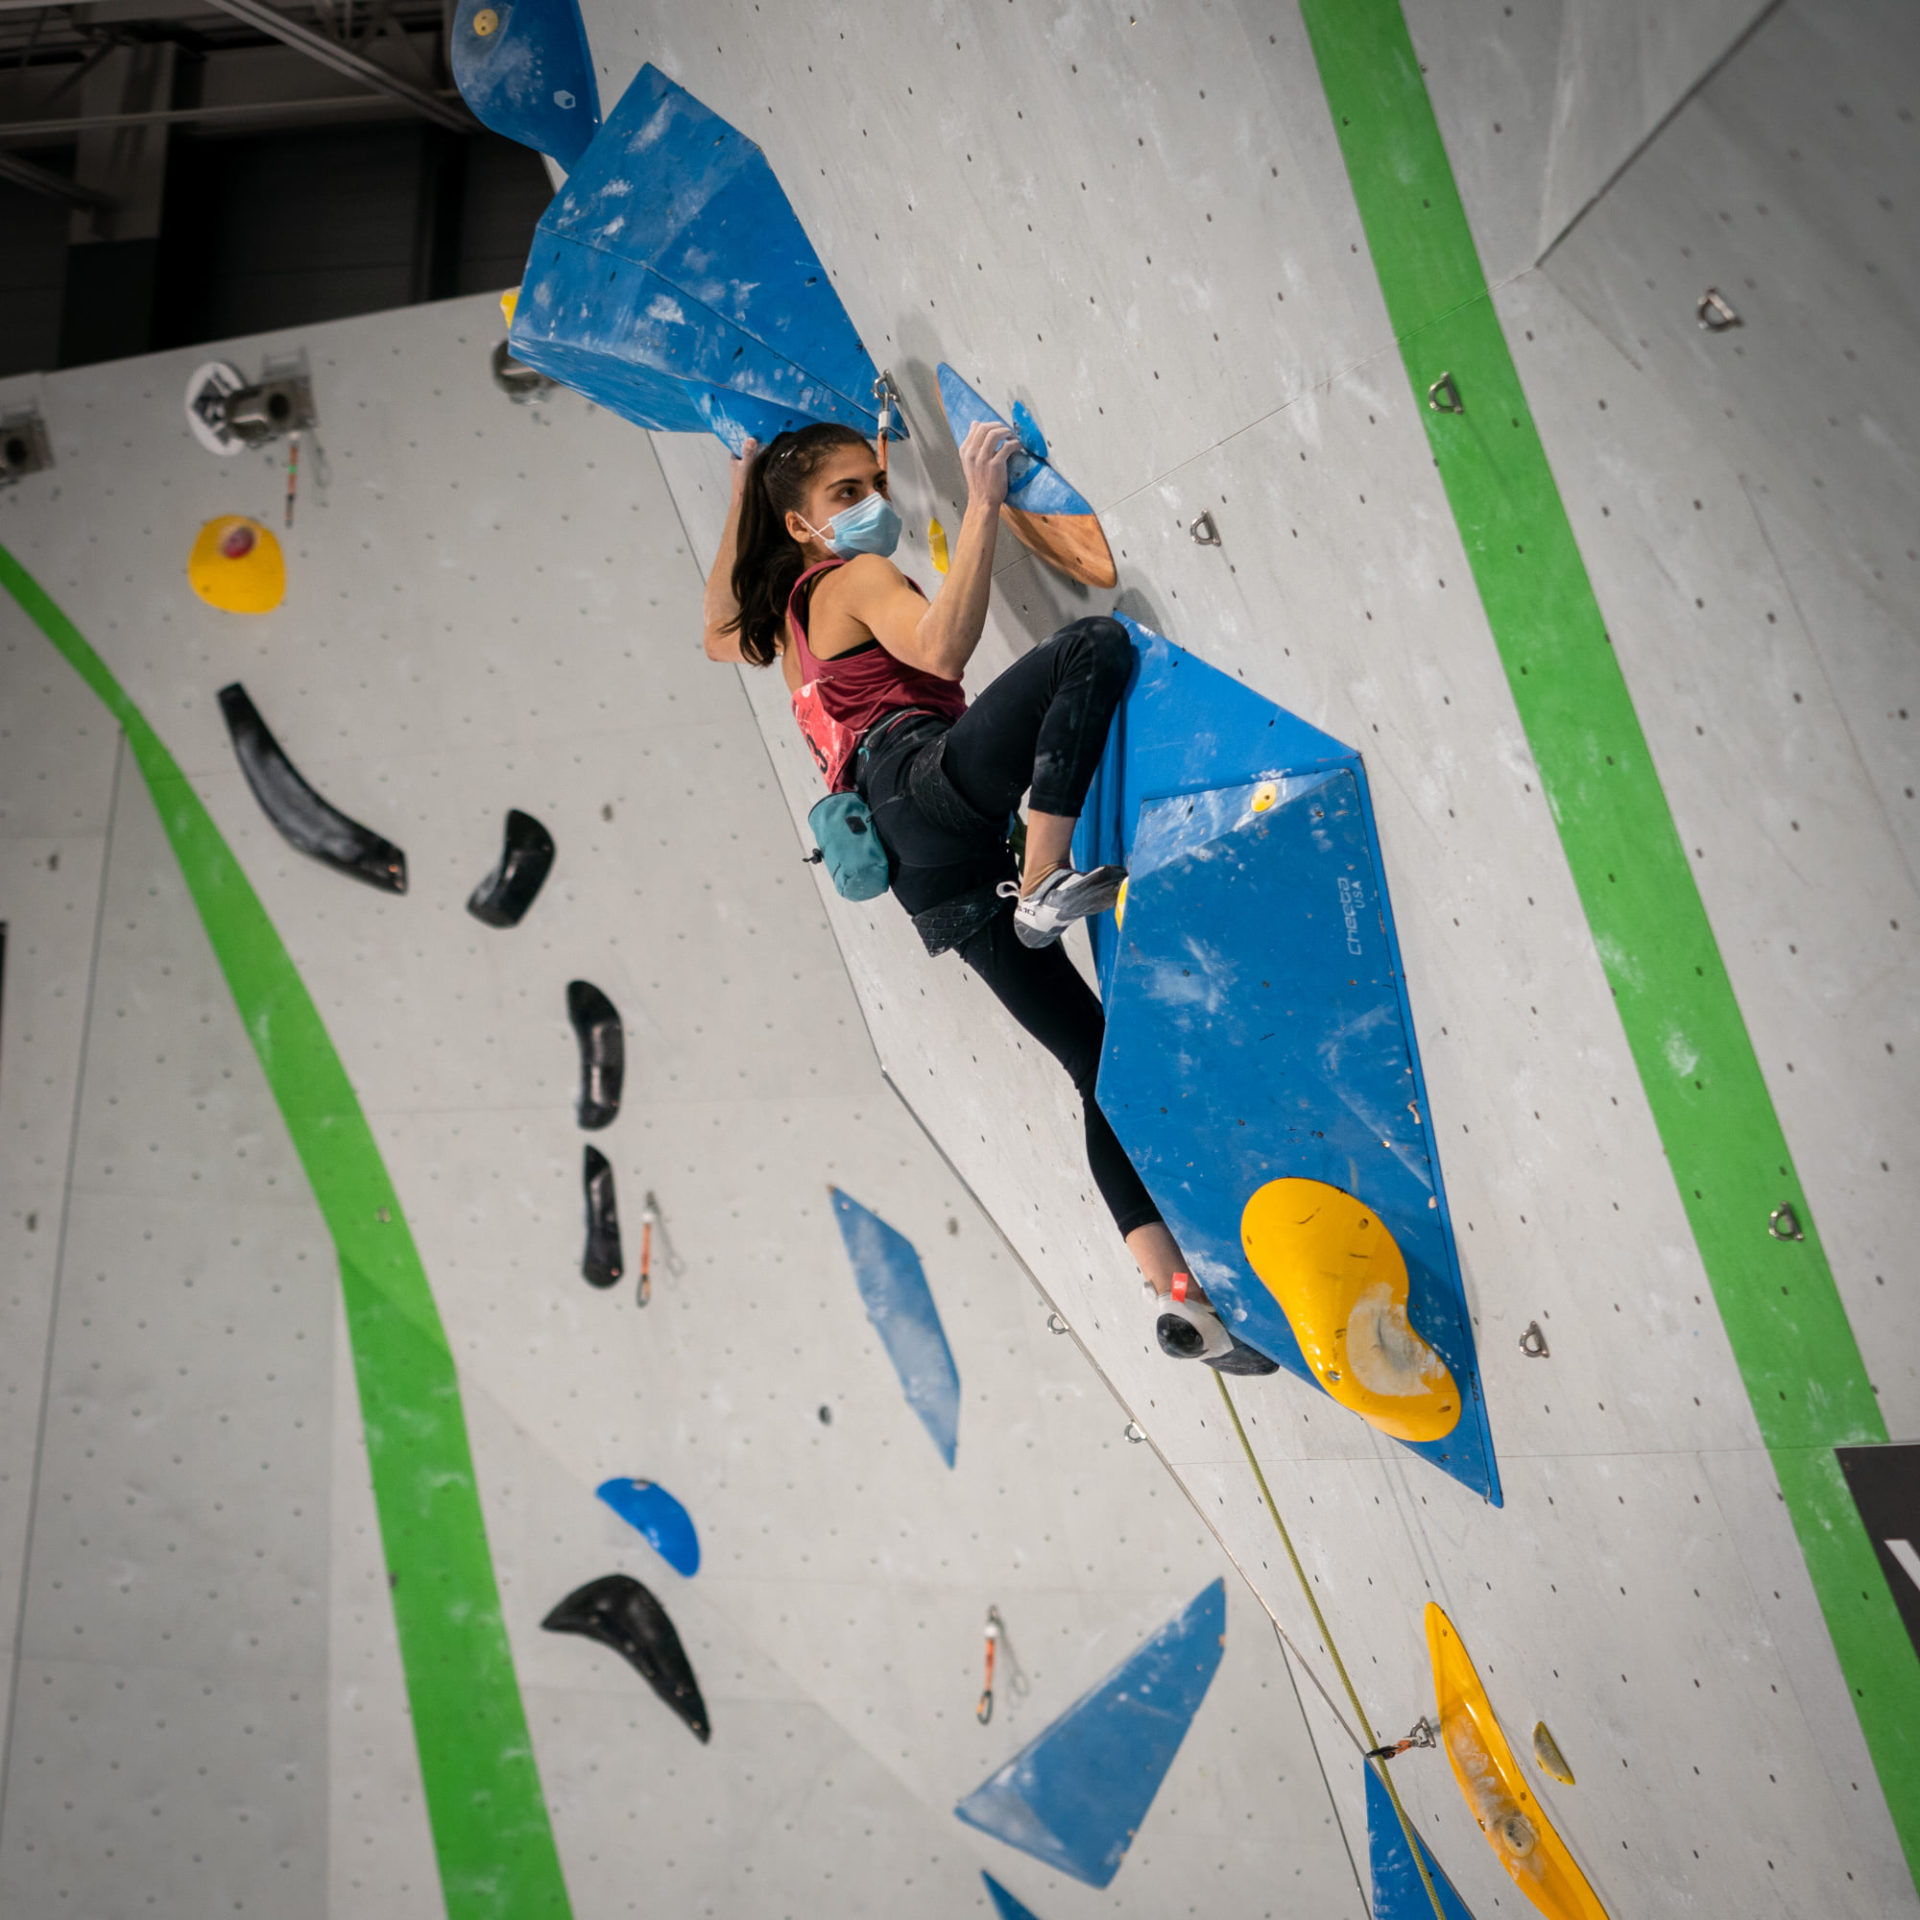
[1239,1177,1458,1441]
[188,516,285,614]
[1426,1604,1610,1920]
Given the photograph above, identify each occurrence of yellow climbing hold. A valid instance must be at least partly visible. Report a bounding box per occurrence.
[1252,779,1278,812]
[187,516,285,615]
[473,6,499,32]
[1114,876,1128,930]
[1532,1720,1575,1785]
[928,516,950,574]
[1427,1605,1609,1920]
[500,286,519,327]
[1240,1178,1459,1441]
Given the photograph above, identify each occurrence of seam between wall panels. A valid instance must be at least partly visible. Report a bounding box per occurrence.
[1293,0,1917,1885]
[0,544,574,1920]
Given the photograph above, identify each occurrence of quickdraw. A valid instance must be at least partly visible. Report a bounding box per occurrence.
[1365,1716,1437,1763]
[977,1606,1001,1724]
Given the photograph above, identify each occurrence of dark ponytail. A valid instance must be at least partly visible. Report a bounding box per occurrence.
[727,421,872,666]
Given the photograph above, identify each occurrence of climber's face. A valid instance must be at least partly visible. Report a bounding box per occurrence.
[788,444,888,554]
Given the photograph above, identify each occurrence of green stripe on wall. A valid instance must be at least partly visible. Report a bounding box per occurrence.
[0,544,573,1920]
[1294,0,1918,1884]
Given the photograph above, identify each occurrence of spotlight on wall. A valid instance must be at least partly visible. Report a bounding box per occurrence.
[185,357,318,455]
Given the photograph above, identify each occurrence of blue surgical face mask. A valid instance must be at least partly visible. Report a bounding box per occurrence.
[805,489,903,559]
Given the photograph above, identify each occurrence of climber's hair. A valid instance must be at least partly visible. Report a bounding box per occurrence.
[727,423,874,667]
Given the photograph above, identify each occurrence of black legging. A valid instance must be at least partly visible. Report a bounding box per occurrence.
[859,617,1162,1239]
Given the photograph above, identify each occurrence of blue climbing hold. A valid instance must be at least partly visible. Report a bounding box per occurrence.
[510,64,892,453]
[1072,612,1502,1506]
[829,1189,960,1468]
[1366,1763,1478,1919]
[449,0,599,170]
[954,1579,1225,1888]
[937,365,1089,514]
[595,1477,700,1577]
[981,1872,1046,1920]
[1010,398,1049,463]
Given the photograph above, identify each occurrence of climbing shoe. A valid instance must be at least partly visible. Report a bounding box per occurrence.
[1152,1274,1281,1376]
[999,864,1127,949]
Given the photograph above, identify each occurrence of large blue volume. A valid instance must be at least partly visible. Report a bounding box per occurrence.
[449,0,599,169]
[829,1189,960,1468]
[1075,614,1501,1504]
[511,64,894,454]
[954,1579,1225,1888]
[1366,1763,1478,1919]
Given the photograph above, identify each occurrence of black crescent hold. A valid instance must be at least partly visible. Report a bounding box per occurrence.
[567,979,623,1129]
[467,808,555,928]
[542,1574,711,1742]
[581,1144,623,1287]
[217,683,407,894]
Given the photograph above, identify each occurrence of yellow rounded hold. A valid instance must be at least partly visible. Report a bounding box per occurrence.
[188,516,285,615]
[1252,779,1277,812]
[1113,876,1127,930]
[928,515,950,574]
[1240,1177,1459,1441]
[499,286,520,327]
[1427,1605,1610,1920]
[473,7,499,33]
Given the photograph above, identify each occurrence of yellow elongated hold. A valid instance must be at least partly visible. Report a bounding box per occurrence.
[928,515,950,574]
[188,516,285,615]
[1113,876,1127,930]
[1240,1177,1459,1441]
[1427,1605,1610,1920]
[1533,1720,1575,1786]
[499,286,520,327]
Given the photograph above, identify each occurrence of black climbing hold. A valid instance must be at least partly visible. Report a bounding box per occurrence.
[467,808,555,928]
[217,684,407,893]
[582,1145,622,1287]
[567,980,623,1129]
[542,1574,711,1742]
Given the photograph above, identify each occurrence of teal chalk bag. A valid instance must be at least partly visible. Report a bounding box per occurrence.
[807,790,891,902]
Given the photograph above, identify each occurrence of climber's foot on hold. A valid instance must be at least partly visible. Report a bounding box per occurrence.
[1151,1273,1280,1375]
[1000,865,1127,949]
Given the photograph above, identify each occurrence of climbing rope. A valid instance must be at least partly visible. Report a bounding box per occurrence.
[1212,1370,1450,1920]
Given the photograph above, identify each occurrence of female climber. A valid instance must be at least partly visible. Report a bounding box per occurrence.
[701,417,1272,1377]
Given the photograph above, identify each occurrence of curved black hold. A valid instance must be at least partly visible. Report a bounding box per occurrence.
[582,1145,622,1288]
[567,980,623,1129]
[217,683,407,894]
[467,808,555,928]
[542,1574,710,1742]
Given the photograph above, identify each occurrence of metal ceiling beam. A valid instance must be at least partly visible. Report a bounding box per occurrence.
[0,88,431,140]
[201,0,470,132]
[0,143,109,201]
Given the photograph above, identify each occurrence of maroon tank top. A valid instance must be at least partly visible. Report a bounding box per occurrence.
[786,559,966,791]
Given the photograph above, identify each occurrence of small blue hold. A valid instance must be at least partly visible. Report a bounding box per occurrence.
[596,1478,700,1577]
[1010,399,1049,462]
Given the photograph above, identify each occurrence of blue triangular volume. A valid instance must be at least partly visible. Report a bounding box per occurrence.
[954,1580,1225,1888]
[450,0,600,169]
[595,1478,700,1577]
[981,1872,1045,1920]
[829,1189,960,1467]
[511,64,890,451]
[1366,1764,1478,1919]
[937,366,1092,516]
[1077,613,1501,1505]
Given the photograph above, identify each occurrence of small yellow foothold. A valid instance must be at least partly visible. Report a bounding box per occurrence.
[187,516,285,615]
[499,286,519,328]
[1114,877,1128,930]
[473,6,499,33]
[1241,1178,1459,1442]
[1251,780,1277,812]
[929,515,950,574]
[1532,1721,1575,1786]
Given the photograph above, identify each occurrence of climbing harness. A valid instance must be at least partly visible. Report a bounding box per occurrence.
[977,1607,1000,1724]
[1213,1371,1451,1920]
